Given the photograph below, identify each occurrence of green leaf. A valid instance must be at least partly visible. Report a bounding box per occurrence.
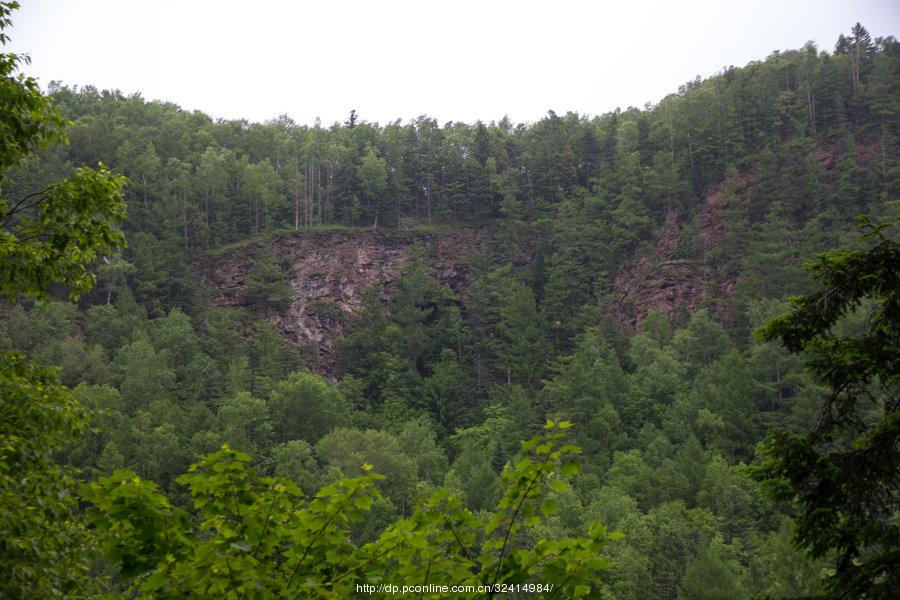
[548,480,569,493]
[560,462,581,476]
[540,498,557,516]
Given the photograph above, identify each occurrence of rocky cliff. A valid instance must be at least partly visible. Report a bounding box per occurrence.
[608,181,738,328]
[608,134,882,328]
[196,228,497,372]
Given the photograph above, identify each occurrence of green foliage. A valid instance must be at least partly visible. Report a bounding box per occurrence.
[751,218,899,598]
[59,335,112,386]
[80,470,190,580]
[446,438,501,512]
[0,4,127,597]
[746,517,827,597]
[338,245,462,413]
[83,424,615,598]
[0,352,94,598]
[424,348,473,432]
[2,300,76,362]
[84,300,144,355]
[267,371,349,444]
[216,391,273,458]
[269,439,320,493]
[496,280,550,388]
[245,253,293,311]
[677,534,748,600]
[396,417,449,486]
[0,163,126,301]
[542,327,626,460]
[316,427,418,513]
[84,445,378,598]
[0,2,65,176]
[113,336,177,412]
[245,320,302,393]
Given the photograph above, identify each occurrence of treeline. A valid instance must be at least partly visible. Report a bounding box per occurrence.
[6,24,896,247]
[3,24,895,323]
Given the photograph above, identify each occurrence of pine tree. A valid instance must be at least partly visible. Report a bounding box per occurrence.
[496,281,551,388]
[751,217,899,598]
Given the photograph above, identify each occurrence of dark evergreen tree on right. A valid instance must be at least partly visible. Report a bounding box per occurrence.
[751,217,899,599]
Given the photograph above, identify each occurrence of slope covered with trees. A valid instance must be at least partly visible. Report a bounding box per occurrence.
[2,2,898,595]
[3,23,895,313]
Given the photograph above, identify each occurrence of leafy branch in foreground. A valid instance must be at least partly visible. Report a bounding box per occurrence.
[1,165,127,301]
[0,2,128,597]
[83,422,616,598]
[751,217,899,599]
[0,352,94,599]
[361,420,616,599]
[1,1,127,304]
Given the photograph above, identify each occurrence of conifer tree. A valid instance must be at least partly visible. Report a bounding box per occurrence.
[752,217,899,598]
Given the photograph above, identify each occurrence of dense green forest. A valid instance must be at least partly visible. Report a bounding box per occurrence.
[1,0,898,596]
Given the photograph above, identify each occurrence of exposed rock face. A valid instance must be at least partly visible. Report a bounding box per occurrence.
[197,228,496,373]
[608,134,882,329]
[608,191,736,329]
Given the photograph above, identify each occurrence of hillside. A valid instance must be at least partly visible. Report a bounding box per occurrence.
[2,14,899,599]
[193,125,893,376]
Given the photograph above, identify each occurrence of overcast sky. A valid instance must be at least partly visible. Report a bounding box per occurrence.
[7,0,900,127]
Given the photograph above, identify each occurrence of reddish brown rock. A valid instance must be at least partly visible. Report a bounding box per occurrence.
[196,228,496,373]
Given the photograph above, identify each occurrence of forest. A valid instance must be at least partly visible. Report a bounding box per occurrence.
[1,1,898,597]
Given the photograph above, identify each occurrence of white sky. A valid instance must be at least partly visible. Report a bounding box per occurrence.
[7,0,900,127]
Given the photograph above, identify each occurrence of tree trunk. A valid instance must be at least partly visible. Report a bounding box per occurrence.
[183,189,189,250]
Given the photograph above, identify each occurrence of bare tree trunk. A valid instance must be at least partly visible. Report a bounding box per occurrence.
[183,189,189,250]
[807,84,816,133]
[527,170,534,221]
[687,132,695,180]
[304,162,311,228]
[666,103,677,212]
